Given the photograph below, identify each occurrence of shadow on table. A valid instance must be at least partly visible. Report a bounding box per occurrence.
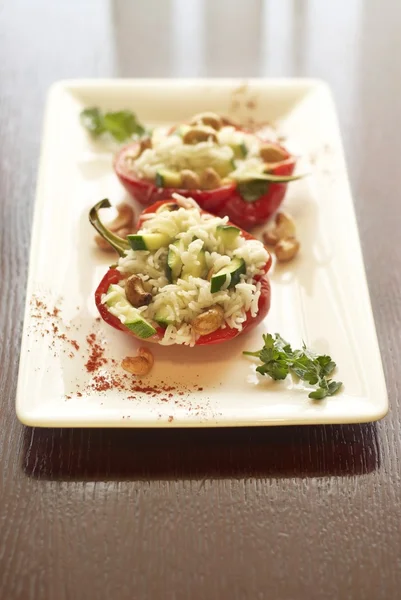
[22,423,380,481]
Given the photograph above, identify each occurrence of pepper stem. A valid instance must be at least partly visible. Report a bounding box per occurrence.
[89,199,131,257]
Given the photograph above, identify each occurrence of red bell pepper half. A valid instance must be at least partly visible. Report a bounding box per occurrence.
[114,131,300,230]
[90,199,272,346]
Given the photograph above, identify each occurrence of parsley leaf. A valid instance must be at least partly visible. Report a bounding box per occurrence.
[327,380,343,395]
[80,107,146,142]
[237,180,270,202]
[316,355,336,376]
[237,174,304,202]
[256,360,289,380]
[80,108,105,137]
[308,387,328,400]
[244,333,343,400]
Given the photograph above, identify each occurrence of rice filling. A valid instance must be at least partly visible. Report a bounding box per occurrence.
[102,195,269,346]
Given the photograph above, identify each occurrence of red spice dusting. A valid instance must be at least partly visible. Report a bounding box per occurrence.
[35,299,45,310]
[30,296,81,354]
[168,416,174,423]
[30,294,205,405]
[91,375,113,391]
[85,333,107,372]
[128,381,179,396]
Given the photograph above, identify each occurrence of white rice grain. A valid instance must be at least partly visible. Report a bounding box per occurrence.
[106,203,269,345]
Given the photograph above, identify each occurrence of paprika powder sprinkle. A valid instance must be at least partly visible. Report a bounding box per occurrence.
[30,296,80,354]
[85,333,107,372]
[30,295,208,405]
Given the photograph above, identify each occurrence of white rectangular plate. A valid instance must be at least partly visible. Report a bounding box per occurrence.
[16,79,388,427]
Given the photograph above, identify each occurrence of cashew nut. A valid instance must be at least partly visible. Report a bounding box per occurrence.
[262,229,278,246]
[221,115,241,128]
[107,203,134,231]
[115,227,133,239]
[121,347,154,376]
[200,167,222,190]
[259,143,288,163]
[125,275,152,308]
[139,136,152,153]
[95,234,115,252]
[263,212,296,245]
[181,169,201,189]
[125,137,151,161]
[275,212,296,239]
[275,237,300,262]
[124,148,140,161]
[190,112,222,130]
[206,267,215,281]
[155,202,180,213]
[95,226,132,252]
[182,126,218,145]
[263,158,293,173]
[191,305,225,336]
[94,203,135,252]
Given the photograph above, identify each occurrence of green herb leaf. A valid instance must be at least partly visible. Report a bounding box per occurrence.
[80,107,146,142]
[271,333,293,354]
[243,333,343,400]
[237,180,270,202]
[237,172,305,183]
[308,387,328,400]
[103,110,145,141]
[80,108,105,137]
[327,380,343,395]
[249,334,290,380]
[316,355,336,376]
[291,354,321,385]
[257,361,289,380]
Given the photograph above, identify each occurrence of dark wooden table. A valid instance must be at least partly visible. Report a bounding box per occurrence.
[1,1,400,599]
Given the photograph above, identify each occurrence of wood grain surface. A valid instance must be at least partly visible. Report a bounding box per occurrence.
[1,1,400,599]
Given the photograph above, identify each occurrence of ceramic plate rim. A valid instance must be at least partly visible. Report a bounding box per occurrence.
[16,78,388,427]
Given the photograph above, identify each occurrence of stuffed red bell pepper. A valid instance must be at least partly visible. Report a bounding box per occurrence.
[90,194,272,346]
[114,112,302,230]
